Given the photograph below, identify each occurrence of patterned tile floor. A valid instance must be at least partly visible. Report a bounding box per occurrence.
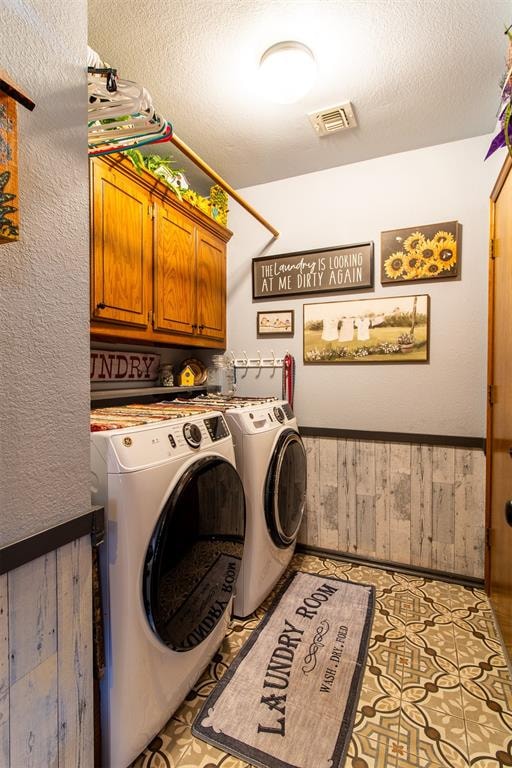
[132,554,512,768]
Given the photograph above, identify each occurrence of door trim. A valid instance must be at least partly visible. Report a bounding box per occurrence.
[485,154,512,591]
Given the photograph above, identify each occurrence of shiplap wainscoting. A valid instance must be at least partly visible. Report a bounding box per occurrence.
[299,437,485,579]
[0,535,93,767]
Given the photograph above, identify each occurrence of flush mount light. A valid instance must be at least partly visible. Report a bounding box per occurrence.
[259,41,316,104]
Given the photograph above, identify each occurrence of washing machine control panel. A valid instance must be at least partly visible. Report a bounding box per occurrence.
[183,422,202,448]
[106,412,231,469]
[204,415,230,442]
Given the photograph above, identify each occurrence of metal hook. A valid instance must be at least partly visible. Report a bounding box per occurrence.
[256,350,262,367]
[242,350,248,367]
[271,349,277,367]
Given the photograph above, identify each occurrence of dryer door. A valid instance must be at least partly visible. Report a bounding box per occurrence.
[265,429,307,548]
[143,456,245,651]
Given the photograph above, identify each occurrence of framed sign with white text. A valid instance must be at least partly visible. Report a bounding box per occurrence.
[252,242,374,299]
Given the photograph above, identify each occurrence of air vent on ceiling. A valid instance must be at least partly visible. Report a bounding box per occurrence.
[308,102,357,136]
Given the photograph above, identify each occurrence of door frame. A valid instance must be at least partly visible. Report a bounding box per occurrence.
[485,154,512,590]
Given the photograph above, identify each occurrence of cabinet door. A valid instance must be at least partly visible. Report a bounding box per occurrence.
[90,160,151,328]
[153,202,196,335]
[196,226,226,342]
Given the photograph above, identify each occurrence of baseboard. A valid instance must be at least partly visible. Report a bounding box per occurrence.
[295,543,485,589]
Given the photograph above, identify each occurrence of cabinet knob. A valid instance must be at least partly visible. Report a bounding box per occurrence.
[198,324,205,332]
[191,324,197,330]
[96,302,106,310]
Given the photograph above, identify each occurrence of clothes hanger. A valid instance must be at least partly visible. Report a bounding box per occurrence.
[88,122,172,157]
[88,82,154,122]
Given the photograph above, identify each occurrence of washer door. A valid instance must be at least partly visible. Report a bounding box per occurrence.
[143,457,245,652]
[265,429,307,548]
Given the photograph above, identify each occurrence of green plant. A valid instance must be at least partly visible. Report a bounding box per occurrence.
[125,149,186,198]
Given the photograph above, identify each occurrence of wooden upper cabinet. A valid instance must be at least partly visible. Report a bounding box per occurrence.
[153,202,196,335]
[196,226,226,342]
[90,160,151,328]
[90,154,232,348]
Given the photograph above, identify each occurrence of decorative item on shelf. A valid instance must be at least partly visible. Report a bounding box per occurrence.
[177,365,195,387]
[207,354,235,396]
[381,221,460,284]
[159,363,174,387]
[90,349,160,382]
[486,25,512,160]
[303,294,430,364]
[0,70,35,244]
[180,357,207,384]
[209,185,229,226]
[125,149,228,226]
[125,150,189,198]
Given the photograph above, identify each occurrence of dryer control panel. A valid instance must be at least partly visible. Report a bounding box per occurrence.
[234,402,297,434]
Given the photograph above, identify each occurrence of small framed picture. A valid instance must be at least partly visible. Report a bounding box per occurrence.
[257,310,294,337]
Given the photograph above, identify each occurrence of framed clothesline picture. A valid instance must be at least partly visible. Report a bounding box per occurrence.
[303,294,430,363]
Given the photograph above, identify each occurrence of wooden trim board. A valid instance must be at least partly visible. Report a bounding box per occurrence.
[0,508,104,575]
[299,426,485,451]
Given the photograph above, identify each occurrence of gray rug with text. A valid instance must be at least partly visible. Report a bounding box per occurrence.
[192,570,375,768]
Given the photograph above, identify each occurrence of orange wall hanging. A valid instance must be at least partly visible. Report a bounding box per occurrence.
[0,70,35,245]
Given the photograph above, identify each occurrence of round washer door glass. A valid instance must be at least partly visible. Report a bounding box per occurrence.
[265,429,307,548]
[143,456,245,652]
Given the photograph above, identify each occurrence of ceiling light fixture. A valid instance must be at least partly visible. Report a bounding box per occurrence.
[259,41,316,105]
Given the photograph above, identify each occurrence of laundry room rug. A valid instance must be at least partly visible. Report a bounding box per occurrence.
[192,570,375,768]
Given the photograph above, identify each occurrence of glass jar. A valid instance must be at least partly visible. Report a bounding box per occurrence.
[207,354,234,397]
[159,363,174,387]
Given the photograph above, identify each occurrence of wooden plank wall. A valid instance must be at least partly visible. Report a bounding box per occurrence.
[299,437,485,579]
[0,535,93,767]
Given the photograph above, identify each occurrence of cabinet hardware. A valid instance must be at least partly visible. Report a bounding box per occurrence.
[198,324,205,331]
[485,528,492,548]
[96,302,106,310]
[488,384,495,406]
[191,323,197,330]
[489,238,495,259]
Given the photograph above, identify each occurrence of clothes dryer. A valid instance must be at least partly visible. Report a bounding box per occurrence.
[90,407,245,768]
[178,396,307,617]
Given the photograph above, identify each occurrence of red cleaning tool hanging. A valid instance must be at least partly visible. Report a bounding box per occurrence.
[282,353,295,408]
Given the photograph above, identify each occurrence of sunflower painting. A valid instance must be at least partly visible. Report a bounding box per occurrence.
[380,221,460,284]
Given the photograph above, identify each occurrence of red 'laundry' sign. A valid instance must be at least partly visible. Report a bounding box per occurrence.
[90,350,160,381]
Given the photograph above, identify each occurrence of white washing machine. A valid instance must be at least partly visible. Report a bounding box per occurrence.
[179,396,307,617]
[90,408,245,768]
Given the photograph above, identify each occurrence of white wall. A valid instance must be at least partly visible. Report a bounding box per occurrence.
[0,1,89,546]
[227,135,504,437]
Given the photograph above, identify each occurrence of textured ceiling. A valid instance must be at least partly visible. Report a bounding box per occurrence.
[89,0,510,189]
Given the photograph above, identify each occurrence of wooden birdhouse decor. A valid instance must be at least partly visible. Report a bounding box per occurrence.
[0,70,35,245]
[178,365,195,387]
